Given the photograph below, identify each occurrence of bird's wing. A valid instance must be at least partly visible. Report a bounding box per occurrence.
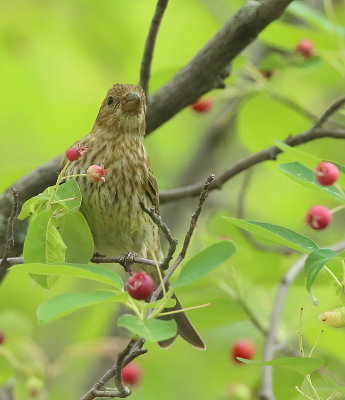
[145,169,160,213]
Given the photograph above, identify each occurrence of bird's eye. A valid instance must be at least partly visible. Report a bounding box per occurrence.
[107,96,114,105]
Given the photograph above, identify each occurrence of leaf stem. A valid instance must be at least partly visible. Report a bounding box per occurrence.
[324,266,343,287]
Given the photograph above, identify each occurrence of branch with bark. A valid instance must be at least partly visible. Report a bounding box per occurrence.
[140,0,169,96]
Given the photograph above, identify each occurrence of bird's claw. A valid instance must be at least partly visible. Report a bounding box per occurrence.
[119,251,137,273]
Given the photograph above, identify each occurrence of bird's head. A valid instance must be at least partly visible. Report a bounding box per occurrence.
[94,83,146,134]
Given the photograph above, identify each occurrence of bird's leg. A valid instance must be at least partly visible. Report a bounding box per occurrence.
[119,251,138,273]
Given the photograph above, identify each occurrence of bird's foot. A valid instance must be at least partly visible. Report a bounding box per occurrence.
[119,251,138,273]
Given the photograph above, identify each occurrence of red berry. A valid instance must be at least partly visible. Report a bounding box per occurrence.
[191,99,213,113]
[121,363,141,385]
[232,339,256,363]
[86,165,107,182]
[0,331,5,345]
[126,271,154,300]
[315,162,339,186]
[296,39,313,58]
[66,144,88,161]
[306,205,332,230]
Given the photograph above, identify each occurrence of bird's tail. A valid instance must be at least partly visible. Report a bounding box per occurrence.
[158,294,205,349]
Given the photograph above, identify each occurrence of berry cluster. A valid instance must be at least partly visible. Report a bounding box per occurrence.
[65,145,107,183]
[306,162,340,230]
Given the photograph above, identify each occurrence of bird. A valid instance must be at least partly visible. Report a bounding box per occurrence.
[62,83,205,349]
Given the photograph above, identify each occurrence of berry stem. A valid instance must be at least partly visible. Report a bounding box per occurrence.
[330,204,345,214]
[308,330,324,358]
[126,299,143,319]
[149,250,167,298]
[62,173,88,180]
[47,161,70,208]
[334,183,345,199]
[158,302,210,317]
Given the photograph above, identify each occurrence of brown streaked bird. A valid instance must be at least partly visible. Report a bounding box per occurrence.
[62,83,205,349]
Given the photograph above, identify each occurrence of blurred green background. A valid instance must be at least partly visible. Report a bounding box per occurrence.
[1,0,345,399]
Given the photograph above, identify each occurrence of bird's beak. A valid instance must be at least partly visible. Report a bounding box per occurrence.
[123,92,141,113]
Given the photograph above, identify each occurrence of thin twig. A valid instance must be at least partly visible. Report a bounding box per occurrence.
[140,0,169,96]
[139,202,178,270]
[150,174,215,303]
[1,256,160,269]
[159,127,345,203]
[259,240,345,400]
[80,338,147,400]
[313,94,345,129]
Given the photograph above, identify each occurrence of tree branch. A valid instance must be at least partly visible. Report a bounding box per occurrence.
[0,189,19,282]
[146,0,294,133]
[80,338,147,400]
[1,255,160,269]
[150,174,214,303]
[140,0,169,96]
[159,127,345,203]
[313,94,345,129]
[139,202,178,270]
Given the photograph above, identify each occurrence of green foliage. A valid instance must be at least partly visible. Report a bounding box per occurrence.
[37,290,123,324]
[11,263,123,289]
[238,357,324,376]
[171,241,236,288]
[117,314,177,342]
[304,248,338,305]
[226,217,318,253]
[278,162,345,204]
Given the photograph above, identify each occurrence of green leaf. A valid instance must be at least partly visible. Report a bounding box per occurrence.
[279,162,345,204]
[37,290,122,324]
[10,263,123,289]
[18,193,52,220]
[172,241,236,288]
[304,248,338,305]
[226,218,318,254]
[59,211,94,263]
[55,180,82,213]
[275,140,320,169]
[117,314,177,342]
[238,357,324,376]
[23,209,67,288]
[23,210,66,264]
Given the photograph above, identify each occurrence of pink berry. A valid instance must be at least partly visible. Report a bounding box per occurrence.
[121,363,141,385]
[126,271,154,300]
[66,144,88,161]
[86,165,107,183]
[306,205,332,230]
[232,339,256,363]
[296,39,313,58]
[191,99,213,113]
[315,162,339,186]
[0,331,5,345]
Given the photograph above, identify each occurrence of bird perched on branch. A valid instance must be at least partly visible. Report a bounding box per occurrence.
[63,83,205,349]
